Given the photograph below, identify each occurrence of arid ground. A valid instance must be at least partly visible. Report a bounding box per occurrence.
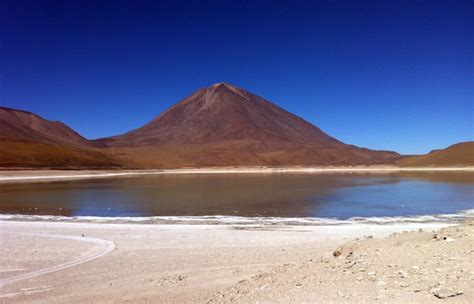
[1,219,472,303]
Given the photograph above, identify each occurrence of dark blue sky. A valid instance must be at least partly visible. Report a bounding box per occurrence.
[1,0,472,154]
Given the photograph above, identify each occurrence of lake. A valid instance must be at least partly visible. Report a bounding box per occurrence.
[0,171,473,223]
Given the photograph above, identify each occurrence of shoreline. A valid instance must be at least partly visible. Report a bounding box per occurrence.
[1,209,473,226]
[1,219,472,303]
[0,166,473,183]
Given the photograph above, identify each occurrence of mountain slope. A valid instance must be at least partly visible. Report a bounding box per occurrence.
[399,142,474,167]
[0,138,123,168]
[101,83,401,167]
[102,83,344,147]
[0,106,100,147]
[0,107,123,168]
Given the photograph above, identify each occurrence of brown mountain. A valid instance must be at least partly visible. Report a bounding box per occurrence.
[0,107,122,168]
[100,83,401,167]
[5,84,470,169]
[0,106,98,147]
[399,142,474,167]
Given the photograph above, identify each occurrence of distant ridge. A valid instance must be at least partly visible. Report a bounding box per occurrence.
[399,142,474,167]
[0,106,122,168]
[0,106,95,146]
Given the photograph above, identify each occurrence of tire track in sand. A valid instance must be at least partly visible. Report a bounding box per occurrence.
[0,233,115,287]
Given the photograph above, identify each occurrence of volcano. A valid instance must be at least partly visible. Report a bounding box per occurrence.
[100,83,400,167]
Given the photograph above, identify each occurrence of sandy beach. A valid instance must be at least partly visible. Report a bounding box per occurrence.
[1,219,472,303]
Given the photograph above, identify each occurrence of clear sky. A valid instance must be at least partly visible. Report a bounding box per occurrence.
[1,0,472,154]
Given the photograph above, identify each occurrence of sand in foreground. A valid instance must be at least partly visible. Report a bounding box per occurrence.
[1,220,472,303]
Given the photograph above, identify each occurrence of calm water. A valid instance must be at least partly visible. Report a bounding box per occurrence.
[0,172,472,220]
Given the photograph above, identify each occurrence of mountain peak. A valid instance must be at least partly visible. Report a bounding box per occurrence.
[206,82,249,100]
[208,82,243,92]
[209,82,232,88]
[98,83,401,166]
[102,83,348,148]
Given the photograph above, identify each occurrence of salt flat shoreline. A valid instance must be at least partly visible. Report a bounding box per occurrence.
[1,210,473,226]
[0,166,473,183]
[1,219,472,303]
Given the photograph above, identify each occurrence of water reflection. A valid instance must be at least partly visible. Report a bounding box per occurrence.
[0,172,472,219]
